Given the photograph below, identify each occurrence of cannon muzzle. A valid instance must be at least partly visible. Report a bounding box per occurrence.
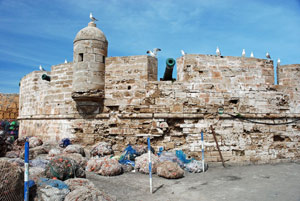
[42,74,51,82]
[162,58,176,81]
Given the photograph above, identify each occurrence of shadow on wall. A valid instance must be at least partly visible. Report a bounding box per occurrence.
[75,100,104,117]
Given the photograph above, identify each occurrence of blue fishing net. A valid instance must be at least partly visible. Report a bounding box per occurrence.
[119,145,138,167]
[175,150,193,164]
[38,178,69,190]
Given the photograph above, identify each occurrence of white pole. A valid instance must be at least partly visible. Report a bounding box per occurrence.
[201,130,205,172]
[147,137,152,193]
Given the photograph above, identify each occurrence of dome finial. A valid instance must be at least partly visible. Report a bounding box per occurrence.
[88,21,96,27]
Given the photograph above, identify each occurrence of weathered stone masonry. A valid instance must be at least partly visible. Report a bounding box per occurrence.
[0,93,19,120]
[18,21,300,164]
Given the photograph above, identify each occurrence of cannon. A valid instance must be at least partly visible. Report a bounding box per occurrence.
[161,58,176,81]
[42,74,51,82]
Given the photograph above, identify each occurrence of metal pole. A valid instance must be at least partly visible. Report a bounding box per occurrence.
[201,130,205,172]
[147,137,153,194]
[24,140,29,201]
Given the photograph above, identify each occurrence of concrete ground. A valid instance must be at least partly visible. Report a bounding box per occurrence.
[87,162,300,201]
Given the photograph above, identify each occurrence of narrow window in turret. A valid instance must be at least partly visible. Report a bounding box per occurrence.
[79,53,83,62]
[102,56,105,64]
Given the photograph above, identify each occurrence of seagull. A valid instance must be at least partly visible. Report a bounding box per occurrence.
[266,52,271,59]
[146,48,161,57]
[250,52,254,58]
[242,49,246,57]
[64,59,67,64]
[277,58,281,65]
[39,65,45,71]
[181,50,186,56]
[216,46,221,56]
[90,12,98,22]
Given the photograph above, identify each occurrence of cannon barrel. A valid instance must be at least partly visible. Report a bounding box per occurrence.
[42,74,51,82]
[162,58,176,81]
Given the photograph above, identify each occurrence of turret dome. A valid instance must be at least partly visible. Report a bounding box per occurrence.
[74,21,107,43]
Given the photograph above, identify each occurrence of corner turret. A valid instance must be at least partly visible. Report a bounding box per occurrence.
[72,20,108,114]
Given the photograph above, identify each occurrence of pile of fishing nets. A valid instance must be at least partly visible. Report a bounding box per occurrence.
[45,156,86,180]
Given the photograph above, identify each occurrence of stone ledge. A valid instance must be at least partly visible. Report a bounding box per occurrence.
[18,113,300,120]
[18,113,110,120]
[118,113,153,119]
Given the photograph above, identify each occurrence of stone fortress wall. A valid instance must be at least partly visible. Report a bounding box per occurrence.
[0,93,19,120]
[18,21,300,164]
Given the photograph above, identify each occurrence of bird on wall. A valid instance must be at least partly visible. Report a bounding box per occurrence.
[181,50,186,56]
[146,48,161,57]
[65,59,67,64]
[90,13,98,22]
[39,65,45,71]
[216,46,221,56]
[277,58,281,65]
[242,49,246,57]
[250,52,254,58]
[266,52,271,59]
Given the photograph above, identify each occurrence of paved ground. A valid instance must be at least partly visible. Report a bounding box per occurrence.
[87,162,300,201]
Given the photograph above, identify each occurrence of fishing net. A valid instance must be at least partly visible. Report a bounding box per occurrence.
[45,156,85,181]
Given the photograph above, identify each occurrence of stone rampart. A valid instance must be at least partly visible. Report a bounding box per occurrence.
[18,55,300,164]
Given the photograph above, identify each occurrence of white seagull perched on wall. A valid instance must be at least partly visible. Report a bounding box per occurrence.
[90,12,98,22]
[181,50,186,56]
[242,49,246,57]
[216,46,221,56]
[250,52,254,58]
[277,58,281,65]
[39,65,45,71]
[64,59,67,64]
[146,48,161,57]
[266,52,271,59]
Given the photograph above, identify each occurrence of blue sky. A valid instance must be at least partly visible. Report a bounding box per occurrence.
[0,0,300,93]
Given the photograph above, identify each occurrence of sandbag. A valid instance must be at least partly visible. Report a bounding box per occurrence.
[30,167,46,183]
[157,161,184,179]
[64,186,115,201]
[159,152,184,168]
[7,158,24,166]
[63,144,85,157]
[121,164,134,173]
[90,142,113,157]
[0,160,24,201]
[39,185,69,201]
[21,146,48,160]
[29,136,43,148]
[135,153,159,174]
[30,158,49,169]
[86,156,122,176]
[133,145,154,156]
[64,178,95,191]
[185,160,208,173]
[42,142,57,153]
[45,156,86,180]
[48,148,62,157]
[13,137,26,147]
[5,150,20,158]
[37,178,70,201]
